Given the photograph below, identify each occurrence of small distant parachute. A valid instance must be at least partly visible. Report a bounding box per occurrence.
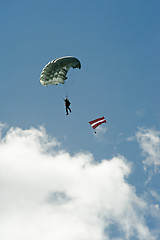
[40,56,81,86]
[89,116,106,133]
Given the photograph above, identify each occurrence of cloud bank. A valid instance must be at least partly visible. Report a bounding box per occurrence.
[0,125,156,240]
[136,128,160,169]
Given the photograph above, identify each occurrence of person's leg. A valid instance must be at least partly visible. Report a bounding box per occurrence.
[66,106,69,115]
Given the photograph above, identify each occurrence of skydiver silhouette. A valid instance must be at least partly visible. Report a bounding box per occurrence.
[64,98,71,115]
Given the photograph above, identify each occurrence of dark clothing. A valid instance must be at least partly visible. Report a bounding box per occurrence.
[64,98,71,115]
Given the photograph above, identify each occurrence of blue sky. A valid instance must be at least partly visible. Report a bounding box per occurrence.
[0,1,160,239]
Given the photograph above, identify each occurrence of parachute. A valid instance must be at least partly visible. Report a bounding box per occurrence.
[40,56,81,86]
[89,116,107,133]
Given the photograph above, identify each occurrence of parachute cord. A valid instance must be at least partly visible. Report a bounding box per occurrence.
[60,81,69,100]
[63,80,69,98]
[62,69,78,99]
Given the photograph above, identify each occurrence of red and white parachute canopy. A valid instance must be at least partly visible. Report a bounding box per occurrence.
[89,116,106,132]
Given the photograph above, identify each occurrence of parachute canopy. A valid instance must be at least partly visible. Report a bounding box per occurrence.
[40,56,81,86]
[89,116,106,132]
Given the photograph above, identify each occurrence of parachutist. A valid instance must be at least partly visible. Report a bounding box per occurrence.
[64,98,71,115]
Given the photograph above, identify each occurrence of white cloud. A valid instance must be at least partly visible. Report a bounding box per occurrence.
[136,128,160,168]
[0,122,7,140]
[136,109,146,118]
[150,190,160,202]
[0,125,156,240]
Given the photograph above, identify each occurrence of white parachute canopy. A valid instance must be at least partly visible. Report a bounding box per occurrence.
[40,56,81,86]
